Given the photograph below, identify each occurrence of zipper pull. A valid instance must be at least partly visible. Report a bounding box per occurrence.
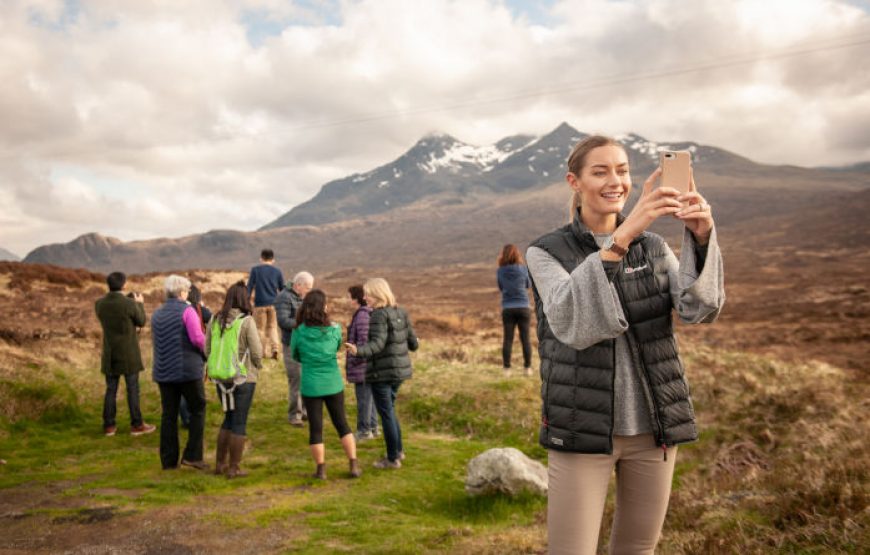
[662,444,668,462]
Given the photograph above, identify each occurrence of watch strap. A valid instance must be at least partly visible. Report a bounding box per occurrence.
[604,236,628,256]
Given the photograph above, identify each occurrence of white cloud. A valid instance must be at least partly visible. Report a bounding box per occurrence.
[0,0,868,256]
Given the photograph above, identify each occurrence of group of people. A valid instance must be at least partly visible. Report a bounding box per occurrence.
[96,133,725,554]
[95,258,419,480]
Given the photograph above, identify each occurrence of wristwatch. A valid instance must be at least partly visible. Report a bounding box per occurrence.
[602,235,628,257]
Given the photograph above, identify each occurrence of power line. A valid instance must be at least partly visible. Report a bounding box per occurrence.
[273,34,870,132]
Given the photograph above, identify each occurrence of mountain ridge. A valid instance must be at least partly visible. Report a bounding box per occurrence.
[22,124,870,273]
[0,247,20,262]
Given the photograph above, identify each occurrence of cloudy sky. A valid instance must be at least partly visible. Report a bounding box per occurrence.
[2,0,869,256]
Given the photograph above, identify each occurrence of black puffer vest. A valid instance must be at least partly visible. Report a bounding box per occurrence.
[530,215,697,454]
[358,306,419,384]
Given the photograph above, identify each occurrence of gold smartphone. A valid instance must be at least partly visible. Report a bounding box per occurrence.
[660,150,692,194]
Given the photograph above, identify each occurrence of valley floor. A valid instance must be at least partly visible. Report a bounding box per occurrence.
[0,262,867,553]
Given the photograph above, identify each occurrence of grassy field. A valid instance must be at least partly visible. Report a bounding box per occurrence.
[1,330,868,553]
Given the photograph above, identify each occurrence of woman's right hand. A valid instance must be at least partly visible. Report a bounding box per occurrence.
[345,342,358,356]
[617,167,683,243]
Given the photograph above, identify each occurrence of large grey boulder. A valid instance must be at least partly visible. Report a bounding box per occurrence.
[465,447,548,496]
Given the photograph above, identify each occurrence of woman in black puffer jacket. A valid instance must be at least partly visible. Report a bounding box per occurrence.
[345,278,418,469]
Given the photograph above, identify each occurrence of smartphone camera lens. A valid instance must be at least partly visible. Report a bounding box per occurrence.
[664,153,674,159]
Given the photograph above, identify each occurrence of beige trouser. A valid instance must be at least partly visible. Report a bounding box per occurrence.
[253,306,280,357]
[548,434,677,555]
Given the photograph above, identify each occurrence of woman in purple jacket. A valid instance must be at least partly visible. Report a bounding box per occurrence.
[346,285,378,441]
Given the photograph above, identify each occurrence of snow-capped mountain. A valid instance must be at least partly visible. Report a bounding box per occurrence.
[261,123,586,229]
[261,122,759,230]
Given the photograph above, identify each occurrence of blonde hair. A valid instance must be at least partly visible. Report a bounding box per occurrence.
[565,135,623,221]
[363,278,397,309]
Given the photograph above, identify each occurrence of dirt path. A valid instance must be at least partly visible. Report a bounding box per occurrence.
[0,482,307,554]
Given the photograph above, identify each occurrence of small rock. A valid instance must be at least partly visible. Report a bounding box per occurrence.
[465,447,547,496]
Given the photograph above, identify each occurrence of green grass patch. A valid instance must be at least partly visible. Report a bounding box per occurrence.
[1,339,867,553]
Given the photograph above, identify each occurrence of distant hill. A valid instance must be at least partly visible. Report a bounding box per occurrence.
[0,248,20,262]
[23,124,870,274]
[261,123,767,229]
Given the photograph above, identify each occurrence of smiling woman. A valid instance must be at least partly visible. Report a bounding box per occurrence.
[526,135,726,554]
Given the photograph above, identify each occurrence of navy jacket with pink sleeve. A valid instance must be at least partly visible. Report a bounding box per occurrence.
[345,305,372,383]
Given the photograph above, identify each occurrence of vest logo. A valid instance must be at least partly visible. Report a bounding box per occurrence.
[550,437,564,446]
[624,263,649,274]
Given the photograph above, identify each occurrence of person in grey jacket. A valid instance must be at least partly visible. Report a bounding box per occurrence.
[345,278,419,470]
[527,135,724,554]
[275,271,313,425]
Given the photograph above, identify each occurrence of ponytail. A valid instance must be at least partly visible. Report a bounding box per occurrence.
[567,190,582,222]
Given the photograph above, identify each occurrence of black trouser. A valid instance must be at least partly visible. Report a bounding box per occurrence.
[103,372,143,428]
[158,380,206,469]
[502,307,532,368]
[302,391,352,445]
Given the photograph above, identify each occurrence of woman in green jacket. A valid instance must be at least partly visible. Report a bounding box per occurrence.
[290,289,360,480]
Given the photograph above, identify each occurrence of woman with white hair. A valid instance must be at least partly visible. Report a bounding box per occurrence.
[150,274,209,471]
[345,278,418,469]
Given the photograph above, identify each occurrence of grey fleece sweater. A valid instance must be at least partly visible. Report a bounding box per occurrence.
[527,227,725,435]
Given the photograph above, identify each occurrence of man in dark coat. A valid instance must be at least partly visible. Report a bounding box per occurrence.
[94,271,156,437]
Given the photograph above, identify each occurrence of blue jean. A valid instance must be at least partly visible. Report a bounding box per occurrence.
[370,381,403,462]
[354,382,378,434]
[218,382,256,435]
[103,372,143,428]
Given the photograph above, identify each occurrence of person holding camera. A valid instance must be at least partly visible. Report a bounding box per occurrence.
[527,135,725,554]
[95,271,155,437]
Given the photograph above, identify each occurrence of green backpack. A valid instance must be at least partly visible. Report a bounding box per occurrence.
[207,316,249,411]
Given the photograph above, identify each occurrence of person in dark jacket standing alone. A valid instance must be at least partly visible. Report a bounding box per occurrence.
[496,244,533,376]
[95,271,156,437]
[345,278,418,470]
[151,274,209,471]
[527,136,725,554]
[275,271,314,426]
[345,285,377,441]
[247,248,284,360]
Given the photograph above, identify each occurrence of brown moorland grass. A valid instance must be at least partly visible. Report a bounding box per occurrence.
[0,262,867,552]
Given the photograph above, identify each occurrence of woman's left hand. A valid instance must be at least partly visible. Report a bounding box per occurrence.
[674,168,714,245]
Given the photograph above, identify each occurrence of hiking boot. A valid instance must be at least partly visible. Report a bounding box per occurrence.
[373,457,401,469]
[104,426,117,437]
[313,463,326,480]
[181,459,210,471]
[524,367,533,377]
[289,418,304,428]
[354,430,374,442]
[349,458,362,478]
[130,423,156,436]
[226,434,249,479]
[214,428,231,476]
[398,451,406,461]
[503,366,511,376]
